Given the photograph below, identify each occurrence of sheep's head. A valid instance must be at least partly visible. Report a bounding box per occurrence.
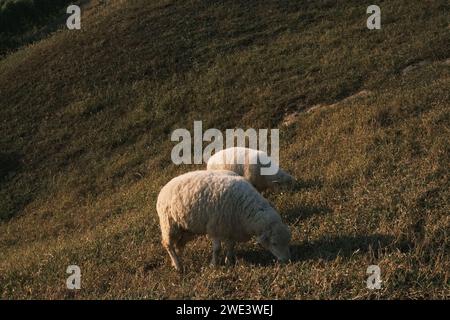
[265,169,296,190]
[278,170,296,185]
[258,222,291,263]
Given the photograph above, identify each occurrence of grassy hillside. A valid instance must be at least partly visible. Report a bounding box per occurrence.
[0,0,79,56]
[0,0,449,299]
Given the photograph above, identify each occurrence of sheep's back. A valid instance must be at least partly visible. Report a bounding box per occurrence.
[207,148,267,187]
[157,171,234,229]
[156,170,270,239]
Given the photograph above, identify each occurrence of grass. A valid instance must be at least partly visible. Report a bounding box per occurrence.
[0,0,79,56]
[0,0,449,299]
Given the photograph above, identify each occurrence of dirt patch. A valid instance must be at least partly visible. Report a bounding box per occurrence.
[282,90,373,126]
[440,58,450,66]
[309,90,372,113]
[402,60,432,75]
[402,58,449,75]
[281,111,301,127]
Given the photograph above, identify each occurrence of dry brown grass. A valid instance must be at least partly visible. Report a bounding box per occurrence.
[0,0,449,299]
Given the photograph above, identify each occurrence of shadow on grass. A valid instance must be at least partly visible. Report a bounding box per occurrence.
[0,152,21,183]
[282,204,332,224]
[238,234,401,266]
[294,179,324,190]
[0,152,29,221]
[291,234,399,261]
[269,179,323,194]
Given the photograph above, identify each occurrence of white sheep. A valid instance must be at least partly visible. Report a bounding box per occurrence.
[206,147,296,192]
[156,170,291,270]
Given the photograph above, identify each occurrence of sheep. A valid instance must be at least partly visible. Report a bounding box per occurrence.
[156,170,291,270]
[206,147,296,192]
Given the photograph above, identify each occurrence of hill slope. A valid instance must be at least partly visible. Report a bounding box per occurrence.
[0,0,449,299]
[0,0,78,56]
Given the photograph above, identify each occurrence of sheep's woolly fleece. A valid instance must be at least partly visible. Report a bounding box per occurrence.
[207,147,296,191]
[157,170,281,242]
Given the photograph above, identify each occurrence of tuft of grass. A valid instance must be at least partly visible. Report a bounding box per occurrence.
[0,0,449,299]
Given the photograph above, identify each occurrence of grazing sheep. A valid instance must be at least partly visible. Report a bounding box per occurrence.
[206,147,296,192]
[156,170,291,270]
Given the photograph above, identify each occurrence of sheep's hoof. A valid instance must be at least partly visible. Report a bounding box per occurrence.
[225,256,236,265]
[170,261,182,271]
[210,259,219,268]
[174,265,185,273]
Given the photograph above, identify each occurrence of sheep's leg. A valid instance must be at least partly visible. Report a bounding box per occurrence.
[164,242,182,271]
[224,241,236,265]
[175,231,194,256]
[210,239,221,267]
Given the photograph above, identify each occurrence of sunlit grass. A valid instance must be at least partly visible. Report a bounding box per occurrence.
[0,0,448,299]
